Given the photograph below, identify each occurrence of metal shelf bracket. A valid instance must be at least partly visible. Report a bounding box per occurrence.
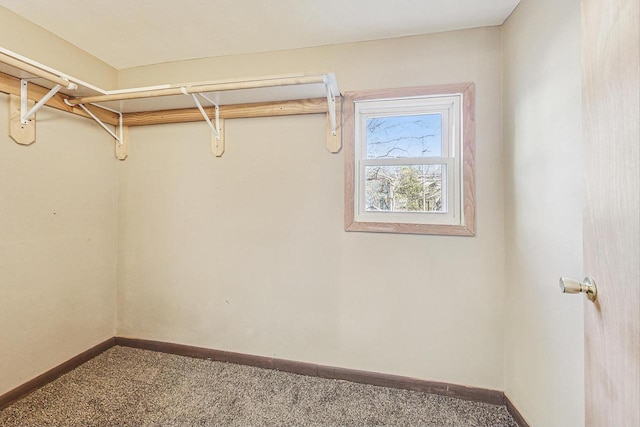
[323,74,337,137]
[65,99,128,159]
[187,90,225,156]
[189,90,221,141]
[72,101,123,145]
[20,79,63,124]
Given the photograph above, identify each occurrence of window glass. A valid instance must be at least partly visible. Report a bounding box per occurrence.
[366,114,442,159]
[365,165,444,213]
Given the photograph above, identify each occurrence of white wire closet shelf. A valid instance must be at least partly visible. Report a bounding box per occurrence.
[0,46,342,159]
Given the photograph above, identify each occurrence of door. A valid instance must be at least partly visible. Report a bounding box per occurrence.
[582,0,640,425]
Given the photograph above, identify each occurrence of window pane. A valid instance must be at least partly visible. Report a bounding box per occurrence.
[366,114,442,159]
[365,165,444,213]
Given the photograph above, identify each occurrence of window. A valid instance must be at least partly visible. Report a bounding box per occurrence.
[344,83,475,235]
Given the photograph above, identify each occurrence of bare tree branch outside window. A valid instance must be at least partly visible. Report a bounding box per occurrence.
[365,114,444,213]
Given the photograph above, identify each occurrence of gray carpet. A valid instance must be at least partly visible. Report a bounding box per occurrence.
[0,346,517,426]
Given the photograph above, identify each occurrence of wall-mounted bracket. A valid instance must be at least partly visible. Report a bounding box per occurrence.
[8,80,63,145]
[116,125,129,160]
[71,102,123,144]
[21,79,62,124]
[323,74,337,136]
[212,118,225,157]
[188,90,225,156]
[68,100,127,159]
[323,74,341,153]
[8,94,35,145]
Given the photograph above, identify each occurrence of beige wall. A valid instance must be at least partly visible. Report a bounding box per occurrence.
[116,27,507,390]
[503,0,584,425]
[0,6,117,89]
[0,9,118,397]
[0,94,118,396]
[119,27,500,92]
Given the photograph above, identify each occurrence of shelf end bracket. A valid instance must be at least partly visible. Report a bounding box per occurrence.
[323,74,341,153]
[190,91,224,156]
[323,74,337,137]
[20,79,63,125]
[71,101,126,159]
[9,79,64,145]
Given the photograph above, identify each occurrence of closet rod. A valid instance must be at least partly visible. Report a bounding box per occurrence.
[0,51,76,90]
[66,75,327,105]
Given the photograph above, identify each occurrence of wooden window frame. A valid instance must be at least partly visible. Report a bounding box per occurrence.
[343,83,476,236]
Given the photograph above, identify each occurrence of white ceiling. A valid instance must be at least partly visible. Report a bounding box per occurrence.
[0,0,520,70]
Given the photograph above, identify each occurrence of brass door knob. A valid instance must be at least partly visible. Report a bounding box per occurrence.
[559,277,597,301]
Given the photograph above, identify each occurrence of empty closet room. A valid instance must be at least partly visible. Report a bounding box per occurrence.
[0,0,638,426]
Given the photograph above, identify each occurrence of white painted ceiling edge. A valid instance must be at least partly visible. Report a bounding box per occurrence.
[0,0,520,70]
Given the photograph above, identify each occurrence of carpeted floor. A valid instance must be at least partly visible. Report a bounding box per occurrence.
[0,346,517,426]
